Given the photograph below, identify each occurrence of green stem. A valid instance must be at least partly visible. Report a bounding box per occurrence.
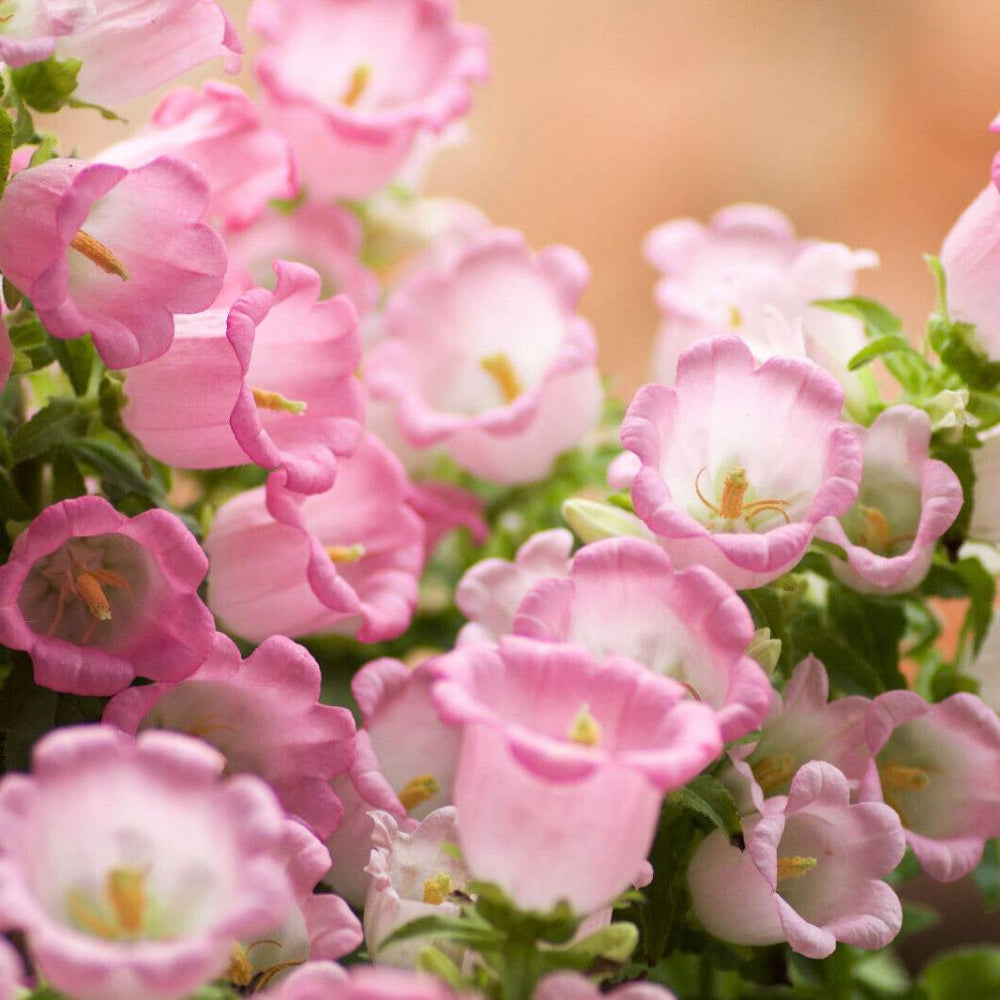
[500,929,540,1000]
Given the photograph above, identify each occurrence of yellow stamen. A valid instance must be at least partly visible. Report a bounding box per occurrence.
[398,773,440,813]
[776,855,818,882]
[342,64,371,107]
[422,872,454,905]
[226,944,254,987]
[858,505,913,554]
[568,703,602,747]
[70,229,129,280]
[751,753,797,794]
[481,353,523,403]
[719,467,750,519]
[695,466,791,525]
[251,388,307,414]
[75,571,113,622]
[106,867,147,937]
[729,305,743,328]
[881,760,931,793]
[325,543,366,564]
[66,890,119,940]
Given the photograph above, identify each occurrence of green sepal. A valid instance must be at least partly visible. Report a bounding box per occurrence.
[11,57,82,113]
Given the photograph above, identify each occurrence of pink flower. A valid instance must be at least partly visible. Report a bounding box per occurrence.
[227,819,362,992]
[97,82,296,232]
[815,406,962,594]
[368,229,603,484]
[514,537,770,741]
[215,202,379,316]
[724,656,871,813]
[688,762,904,959]
[535,973,676,1000]
[58,0,241,107]
[0,726,293,1000]
[622,336,862,590]
[406,480,488,558]
[940,114,1000,357]
[645,204,876,406]
[858,691,1000,882]
[270,962,458,1000]
[0,937,25,1000]
[0,0,93,68]
[103,632,356,840]
[967,615,1000,712]
[122,260,364,496]
[431,637,723,915]
[456,528,574,645]
[970,427,1000,543]
[364,807,468,967]
[251,0,488,200]
[206,434,425,643]
[0,496,214,696]
[0,156,227,369]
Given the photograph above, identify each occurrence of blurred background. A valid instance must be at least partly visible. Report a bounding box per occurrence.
[55,0,1000,960]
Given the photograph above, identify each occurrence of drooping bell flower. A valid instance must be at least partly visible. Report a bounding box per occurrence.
[0,496,214,696]
[206,434,425,644]
[622,336,863,590]
[368,228,603,484]
[645,203,876,410]
[513,537,770,741]
[723,656,871,813]
[251,0,489,200]
[688,762,905,959]
[430,637,723,915]
[0,0,93,68]
[456,528,575,645]
[97,81,296,231]
[816,405,962,594]
[534,974,677,1000]
[858,690,1000,882]
[103,631,356,839]
[225,819,362,993]
[0,156,227,369]
[0,726,293,1000]
[364,807,469,967]
[122,260,364,496]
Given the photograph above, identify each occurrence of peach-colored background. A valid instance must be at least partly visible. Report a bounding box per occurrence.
[57,1,1000,396]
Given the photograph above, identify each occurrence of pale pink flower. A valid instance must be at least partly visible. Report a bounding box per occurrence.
[367,229,603,484]
[270,962,458,1000]
[122,260,364,496]
[622,336,862,590]
[0,156,226,369]
[971,427,1000,543]
[514,537,770,741]
[645,203,876,405]
[724,656,871,813]
[206,435,425,643]
[966,613,1000,712]
[0,496,214,696]
[858,691,1000,882]
[406,480,488,557]
[364,807,468,967]
[0,937,24,1000]
[251,0,488,200]
[97,82,296,231]
[103,632,356,839]
[535,973,676,1000]
[0,0,93,68]
[688,762,905,959]
[431,637,723,914]
[456,528,574,645]
[0,726,293,1000]
[816,406,962,594]
[215,201,379,316]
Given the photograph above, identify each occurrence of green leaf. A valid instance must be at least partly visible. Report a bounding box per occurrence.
[415,946,467,991]
[8,316,55,372]
[0,659,58,773]
[0,104,14,202]
[50,334,95,396]
[28,132,59,166]
[11,56,82,113]
[9,398,86,465]
[377,913,501,952]
[932,441,974,557]
[65,96,127,122]
[846,334,917,372]
[899,900,940,938]
[673,774,743,842]
[929,315,1000,390]
[813,297,903,336]
[955,556,996,656]
[556,922,639,965]
[11,95,36,148]
[972,839,1000,910]
[921,947,1000,1000]
[66,437,165,501]
[50,445,85,501]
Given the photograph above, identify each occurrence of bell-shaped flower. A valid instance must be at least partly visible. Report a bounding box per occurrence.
[226,819,362,993]
[364,807,469,967]
[206,434,425,644]
[622,336,863,590]
[0,156,227,369]
[970,427,1000,544]
[816,406,962,594]
[103,631,356,839]
[688,762,905,959]
[456,528,574,645]
[0,726,293,1000]
[535,974,676,1000]
[122,260,364,496]
[367,229,603,484]
[406,480,488,558]
[645,203,876,404]
[966,613,1000,712]
[430,637,723,915]
[0,495,214,696]
[251,0,488,199]
[513,537,770,741]
[858,690,1000,882]
[97,81,296,231]
[269,962,458,1000]
[0,0,93,68]
[723,656,871,813]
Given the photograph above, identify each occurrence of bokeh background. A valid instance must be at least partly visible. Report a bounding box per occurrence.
[55,0,1000,961]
